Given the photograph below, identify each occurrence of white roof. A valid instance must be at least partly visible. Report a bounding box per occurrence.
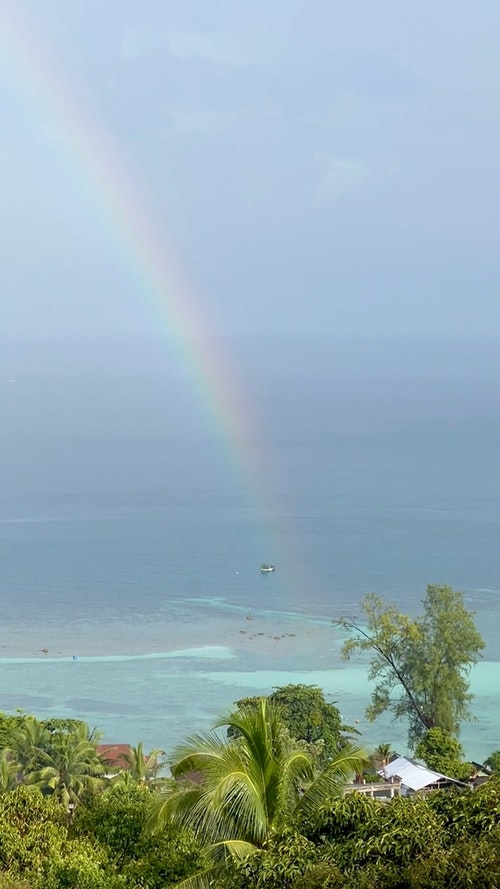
[379,756,454,791]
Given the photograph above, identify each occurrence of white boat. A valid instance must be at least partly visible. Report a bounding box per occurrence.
[260,564,276,573]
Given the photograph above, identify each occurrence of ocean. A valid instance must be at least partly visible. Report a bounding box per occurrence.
[0,335,499,761]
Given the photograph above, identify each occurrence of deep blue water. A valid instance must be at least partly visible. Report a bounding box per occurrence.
[0,335,499,759]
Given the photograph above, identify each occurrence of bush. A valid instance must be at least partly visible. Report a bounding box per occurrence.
[74,784,203,889]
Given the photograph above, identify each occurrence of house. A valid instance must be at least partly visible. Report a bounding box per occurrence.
[97,744,132,771]
[469,761,492,787]
[377,755,469,795]
[345,779,402,799]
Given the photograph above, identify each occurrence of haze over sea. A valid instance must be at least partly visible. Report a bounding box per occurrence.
[1,334,499,760]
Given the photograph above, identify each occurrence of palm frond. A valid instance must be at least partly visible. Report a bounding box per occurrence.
[166,866,224,889]
[294,743,369,820]
[151,696,362,882]
[214,838,260,860]
[169,729,229,773]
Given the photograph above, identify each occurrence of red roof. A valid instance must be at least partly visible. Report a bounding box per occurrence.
[97,744,132,769]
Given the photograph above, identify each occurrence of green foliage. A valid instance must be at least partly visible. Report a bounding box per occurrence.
[289,863,346,889]
[41,719,99,739]
[122,827,203,889]
[0,714,105,807]
[74,785,150,862]
[371,742,393,766]
[0,714,28,751]
[484,750,500,773]
[344,796,445,868]
[38,839,123,889]
[232,832,321,889]
[0,754,20,795]
[300,792,380,845]
[230,685,355,766]
[342,781,500,887]
[6,716,52,777]
[0,877,33,889]
[415,728,472,780]
[0,788,102,889]
[2,710,500,889]
[75,783,202,889]
[0,787,68,869]
[25,721,105,808]
[152,700,366,887]
[110,741,167,788]
[239,781,500,889]
[0,779,204,889]
[338,585,485,746]
[427,776,500,839]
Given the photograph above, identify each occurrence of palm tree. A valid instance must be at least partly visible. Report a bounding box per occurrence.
[0,750,20,793]
[151,699,367,887]
[371,742,394,771]
[112,742,166,788]
[26,722,105,809]
[9,716,52,776]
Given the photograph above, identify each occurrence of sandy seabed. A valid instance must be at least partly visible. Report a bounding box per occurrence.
[1,605,497,763]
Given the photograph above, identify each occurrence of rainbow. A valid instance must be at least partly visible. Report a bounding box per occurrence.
[0,6,308,594]
[0,9,255,468]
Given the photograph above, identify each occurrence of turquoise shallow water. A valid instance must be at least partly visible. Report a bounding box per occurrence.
[1,338,500,761]
[1,597,498,761]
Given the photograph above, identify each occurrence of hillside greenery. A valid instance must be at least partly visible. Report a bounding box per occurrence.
[0,587,495,887]
[0,698,496,888]
[0,707,497,888]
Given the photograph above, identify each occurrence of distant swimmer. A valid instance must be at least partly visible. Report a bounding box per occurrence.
[41,648,48,654]
[72,655,78,661]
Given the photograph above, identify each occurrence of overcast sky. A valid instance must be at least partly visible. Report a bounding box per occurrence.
[1,0,499,338]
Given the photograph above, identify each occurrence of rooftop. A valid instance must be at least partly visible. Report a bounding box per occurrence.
[378,755,467,792]
[97,744,132,769]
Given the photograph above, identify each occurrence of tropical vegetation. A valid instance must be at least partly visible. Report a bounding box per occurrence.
[0,586,496,887]
[228,684,357,766]
[415,727,473,780]
[337,583,485,746]
[151,699,367,886]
